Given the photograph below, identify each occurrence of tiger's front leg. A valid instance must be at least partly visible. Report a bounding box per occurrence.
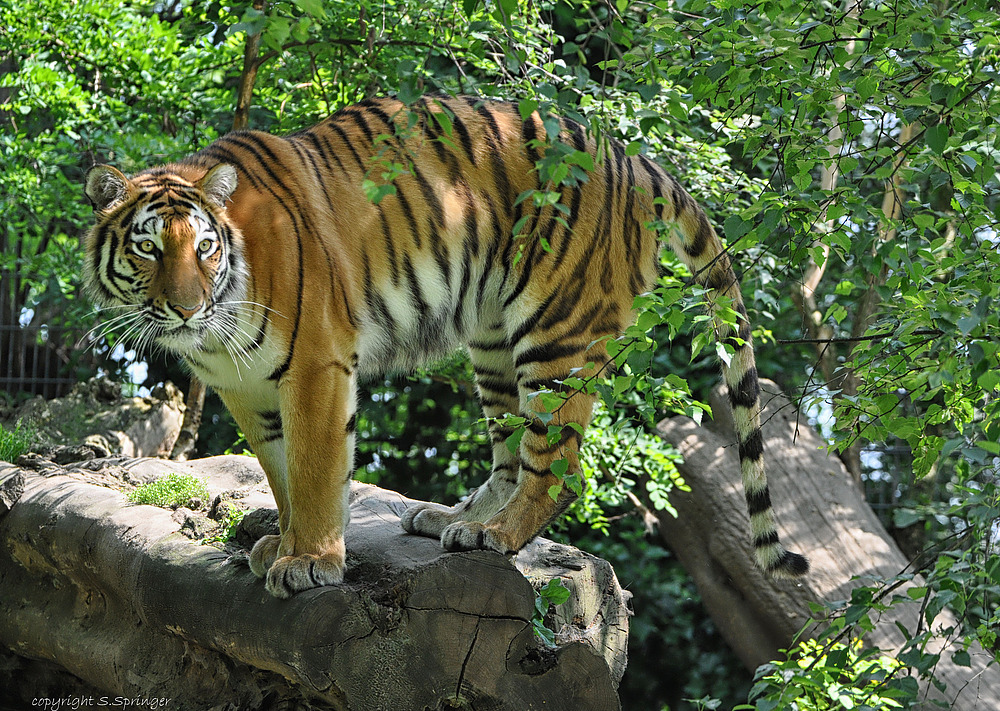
[259,353,357,599]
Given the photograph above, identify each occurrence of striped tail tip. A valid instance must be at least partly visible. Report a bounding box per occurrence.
[756,544,810,579]
[747,489,809,578]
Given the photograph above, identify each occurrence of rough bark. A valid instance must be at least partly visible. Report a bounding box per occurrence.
[653,380,1000,710]
[0,453,627,711]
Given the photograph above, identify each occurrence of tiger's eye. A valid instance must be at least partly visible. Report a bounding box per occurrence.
[199,238,213,253]
[138,239,155,253]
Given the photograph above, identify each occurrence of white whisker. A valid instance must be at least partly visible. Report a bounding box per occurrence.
[117,319,149,349]
[76,308,146,347]
[213,313,256,373]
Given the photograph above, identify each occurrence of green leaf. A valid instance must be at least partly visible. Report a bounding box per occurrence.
[894,508,922,528]
[263,16,291,49]
[723,214,750,241]
[834,280,855,296]
[825,204,846,222]
[566,150,594,172]
[498,0,518,20]
[856,75,878,101]
[291,0,326,19]
[228,8,266,36]
[635,310,660,331]
[925,123,949,155]
[511,214,532,237]
[957,314,980,335]
[398,74,423,105]
[532,619,556,647]
[518,98,538,121]
[975,440,1000,455]
[978,367,1000,391]
[715,341,733,367]
[539,578,571,605]
[362,180,397,205]
[505,427,525,455]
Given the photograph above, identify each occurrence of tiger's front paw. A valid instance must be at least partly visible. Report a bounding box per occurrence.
[249,534,281,578]
[440,521,516,555]
[400,502,455,538]
[265,552,345,599]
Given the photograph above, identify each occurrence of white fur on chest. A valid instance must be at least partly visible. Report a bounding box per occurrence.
[183,306,287,392]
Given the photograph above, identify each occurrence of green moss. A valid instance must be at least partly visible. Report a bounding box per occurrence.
[128,473,209,509]
[0,420,35,462]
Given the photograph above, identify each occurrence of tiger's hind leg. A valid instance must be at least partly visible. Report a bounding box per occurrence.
[440,340,601,555]
[400,335,521,537]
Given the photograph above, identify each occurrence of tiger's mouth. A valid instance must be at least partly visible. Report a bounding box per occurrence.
[148,301,215,353]
[155,321,207,353]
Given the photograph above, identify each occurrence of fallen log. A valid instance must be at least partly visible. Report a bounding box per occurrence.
[0,454,628,711]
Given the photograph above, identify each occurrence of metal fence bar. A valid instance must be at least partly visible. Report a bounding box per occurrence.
[0,270,78,400]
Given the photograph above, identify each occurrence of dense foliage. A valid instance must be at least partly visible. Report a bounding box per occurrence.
[3,0,998,708]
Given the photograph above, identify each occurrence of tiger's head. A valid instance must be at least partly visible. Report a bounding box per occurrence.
[83,163,247,355]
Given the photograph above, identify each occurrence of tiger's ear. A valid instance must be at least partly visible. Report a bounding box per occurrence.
[198,163,238,207]
[85,165,132,212]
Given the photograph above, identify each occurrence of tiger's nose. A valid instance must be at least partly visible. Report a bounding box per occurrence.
[169,301,203,320]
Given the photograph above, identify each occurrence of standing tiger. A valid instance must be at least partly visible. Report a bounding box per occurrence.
[83,95,807,598]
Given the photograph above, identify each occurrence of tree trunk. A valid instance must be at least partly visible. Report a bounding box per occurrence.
[169,375,205,461]
[232,0,267,133]
[652,380,1000,710]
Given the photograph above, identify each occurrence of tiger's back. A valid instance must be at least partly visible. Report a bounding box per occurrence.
[84,96,806,599]
[190,97,662,376]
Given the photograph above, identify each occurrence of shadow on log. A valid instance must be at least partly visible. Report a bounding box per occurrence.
[654,379,1000,710]
[0,454,628,711]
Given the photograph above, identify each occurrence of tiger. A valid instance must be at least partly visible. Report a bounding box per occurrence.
[83,95,808,599]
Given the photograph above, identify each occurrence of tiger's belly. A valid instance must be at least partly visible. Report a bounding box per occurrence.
[353,263,506,381]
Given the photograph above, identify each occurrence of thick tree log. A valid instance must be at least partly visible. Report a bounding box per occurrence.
[653,380,1000,710]
[0,454,627,711]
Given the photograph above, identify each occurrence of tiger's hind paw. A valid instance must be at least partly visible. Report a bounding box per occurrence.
[264,552,345,599]
[440,521,516,555]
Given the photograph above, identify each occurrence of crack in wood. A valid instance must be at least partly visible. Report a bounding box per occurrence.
[453,618,481,703]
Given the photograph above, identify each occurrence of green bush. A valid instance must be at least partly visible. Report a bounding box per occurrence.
[742,639,911,711]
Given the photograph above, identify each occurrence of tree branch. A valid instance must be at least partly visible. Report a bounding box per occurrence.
[779,328,943,345]
[233,0,267,132]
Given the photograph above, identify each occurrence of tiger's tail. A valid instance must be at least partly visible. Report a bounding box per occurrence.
[645,164,809,579]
